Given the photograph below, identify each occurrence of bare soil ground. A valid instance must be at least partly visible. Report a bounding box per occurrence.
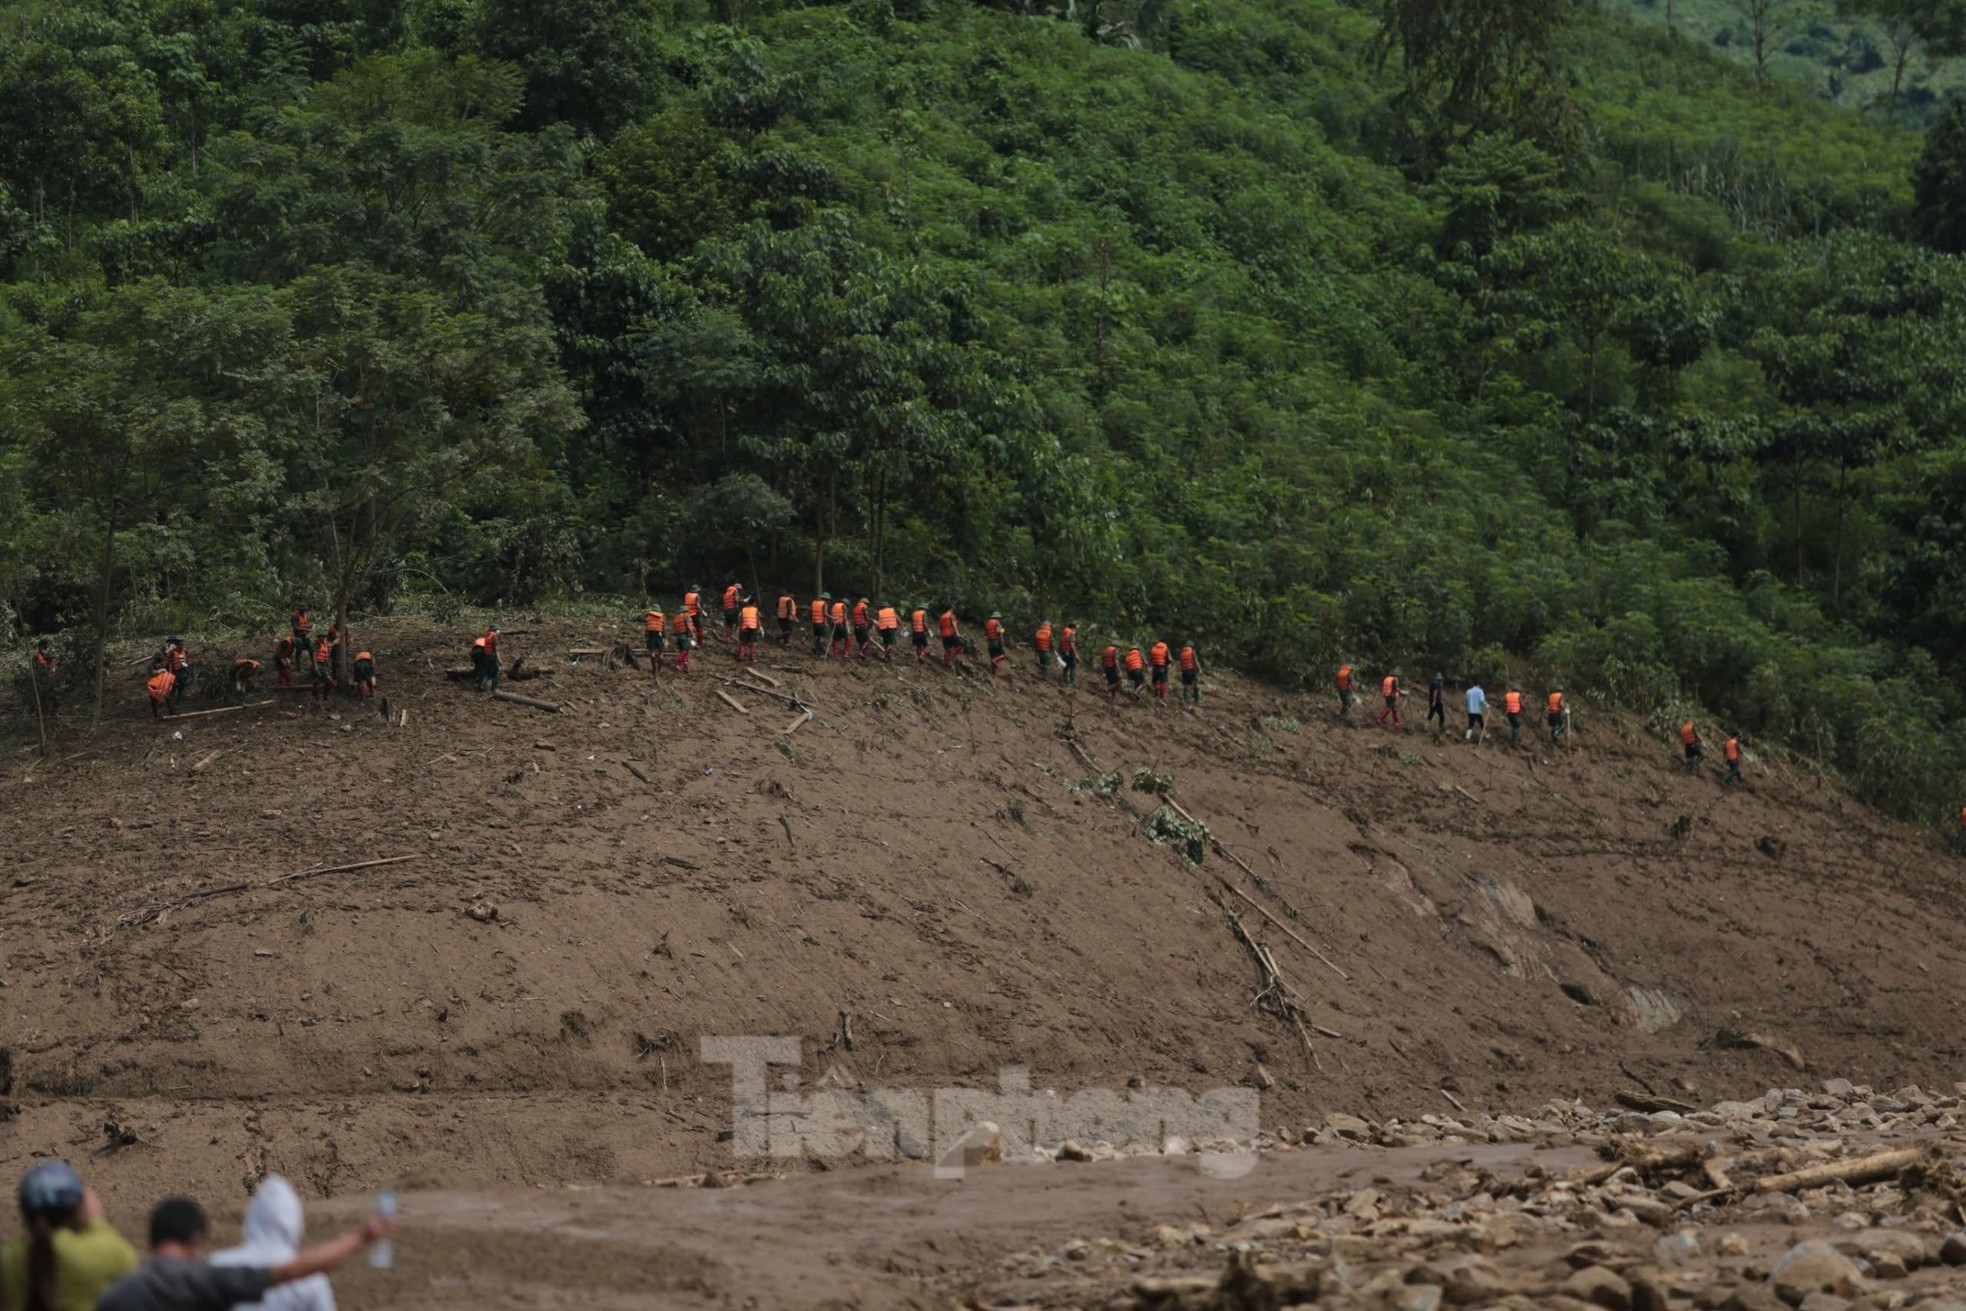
[3,617,1963,1306]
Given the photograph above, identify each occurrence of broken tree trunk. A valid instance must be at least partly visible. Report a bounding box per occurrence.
[1750,1146,1932,1196]
[784,708,811,734]
[491,690,560,713]
[568,647,606,657]
[722,677,811,710]
[444,666,476,681]
[623,761,651,783]
[715,688,750,715]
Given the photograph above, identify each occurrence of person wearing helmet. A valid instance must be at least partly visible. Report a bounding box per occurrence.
[95,1197,392,1311]
[2,1161,138,1311]
[683,586,705,646]
[850,597,873,659]
[983,612,1006,676]
[1178,641,1202,705]
[1034,621,1054,680]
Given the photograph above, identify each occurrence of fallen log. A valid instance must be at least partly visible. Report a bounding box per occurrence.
[568,647,606,657]
[1614,1089,1700,1115]
[722,677,811,710]
[1750,1146,1932,1196]
[491,690,561,713]
[784,708,811,734]
[170,700,275,720]
[444,666,476,681]
[624,761,651,783]
[714,688,750,715]
[190,751,224,773]
[742,670,782,688]
[121,854,423,926]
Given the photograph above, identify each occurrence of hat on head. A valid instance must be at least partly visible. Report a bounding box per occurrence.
[17,1162,83,1217]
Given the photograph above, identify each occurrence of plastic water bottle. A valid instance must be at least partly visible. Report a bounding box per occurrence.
[369,1189,396,1269]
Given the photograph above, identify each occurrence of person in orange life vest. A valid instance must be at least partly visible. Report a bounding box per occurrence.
[829,598,850,659]
[1059,624,1079,685]
[230,657,261,704]
[875,602,900,662]
[1336,663,1355,720]
[1503,687,1525,744]
[273,635,298,688]
[939,608,965,666]
[1123,646,1147,697]
[776,594,798,646]
[1178,642,1203,705]
[810,594,831,657]
[350,649,377,700]
[1377,670,1403,728]
[1679,720,1703,772]
[290,603,312,649]
[1034,621,1055,680]
[844,597,868,658]
[909,605,931,662]
[983,612,1007,675]
[683,586,705,645]
[311,634,335,701]
[669,608,694,671]
[1546,688,1569,744]
[722,583,742,640]
[31,641,57,713]
[474,626,501,692]
[146,668,176,719]
[644,607,667,672]
[1722,734,1745,786]
[1102,644,1123,698]
[1148,640,1170,701]
[163,637,192,707]
[738,601,762,663]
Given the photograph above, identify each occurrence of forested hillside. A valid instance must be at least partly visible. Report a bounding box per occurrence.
[4,0,1966,826]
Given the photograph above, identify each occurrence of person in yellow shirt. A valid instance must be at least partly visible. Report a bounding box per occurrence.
[1,1161,138,1311]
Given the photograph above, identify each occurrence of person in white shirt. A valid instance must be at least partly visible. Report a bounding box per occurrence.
[208,1178,336,1311]
[1464,682,1487,746]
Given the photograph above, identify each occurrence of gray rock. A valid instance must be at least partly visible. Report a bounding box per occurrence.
[1822,1078,1857,1098]
[1795,1296,1850,1311]
[1769,1241,1863,1306]
[1562,1265,1633,1311]
[1324,1112,1373,1141]
[1393,1286,1444,1311]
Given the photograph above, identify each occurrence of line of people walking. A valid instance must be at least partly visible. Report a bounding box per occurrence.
[634,585,1208,705]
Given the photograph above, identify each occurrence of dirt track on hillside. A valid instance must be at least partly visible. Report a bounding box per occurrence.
[3,618,1963,1240]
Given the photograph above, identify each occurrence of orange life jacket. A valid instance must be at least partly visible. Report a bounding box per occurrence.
[1149,642,1169,669]
[830,601,846,627]
[740,605,760,630]
[645,609,663,632]
[353,651,371,664]
[276,636,295,659]
[853,601,870,627]
[877,606,899,631]
[147,670,175,700]
[235,658,260,674]
[984,617,1002,641]
[939,611,958,639]
[291,609,310,634]
[811,598,827,625]
[911,608,928,634]
[1547,692,1564,714]
[33,651,53,675]
[1337,665,1352,691]
[165,647,188,673]
[1680,721,1699,746]
[1504,691,1522,715]
[1724,737,1741,762]
[1381,675,1397,698]
[1035,624,1053,652]
[1179,645,1197,671]
[1103,645,1118,670]
[778,595,796,621]
[1124,648,1144,672]
[723,585,740,611]
[314,638,331,664]
[684,591,701,616]
[472,637,487,651]
[1061,626,1077,654]
[671,611,690,636]
[482,632,497,657]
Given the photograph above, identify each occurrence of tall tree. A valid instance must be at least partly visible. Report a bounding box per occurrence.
[1374,0,1572,156]
[1725,0,1823,83]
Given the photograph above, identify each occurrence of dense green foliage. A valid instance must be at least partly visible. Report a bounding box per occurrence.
[4,0,1966,825]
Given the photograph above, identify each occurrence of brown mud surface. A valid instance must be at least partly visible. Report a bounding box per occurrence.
[3,618,1964,1304]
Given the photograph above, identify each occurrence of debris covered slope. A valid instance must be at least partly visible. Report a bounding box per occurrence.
[0,619,1961,1205]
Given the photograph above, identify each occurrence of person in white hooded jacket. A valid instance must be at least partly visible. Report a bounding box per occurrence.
[207,1178,335,1311]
